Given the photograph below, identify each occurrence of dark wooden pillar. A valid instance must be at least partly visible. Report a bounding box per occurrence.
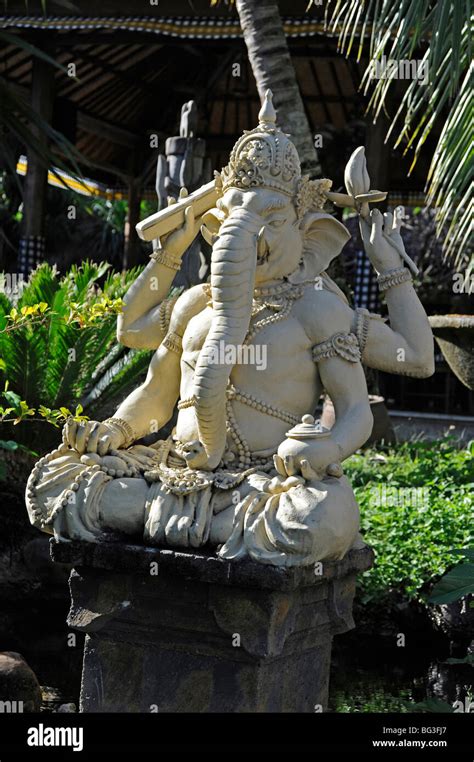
[123,176,142,270]
[18,55,56,276]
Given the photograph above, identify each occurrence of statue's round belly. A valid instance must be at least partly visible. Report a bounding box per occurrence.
[176,344,321,456]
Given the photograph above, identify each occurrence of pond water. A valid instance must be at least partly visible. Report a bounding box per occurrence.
[12,589,472,714]
[33,638,472,713]
[330,636,473,713]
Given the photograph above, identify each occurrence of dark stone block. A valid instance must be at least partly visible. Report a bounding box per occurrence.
[0,652,42,712]
[50,539,373,713]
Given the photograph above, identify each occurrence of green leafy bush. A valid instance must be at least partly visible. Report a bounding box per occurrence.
[345,440,473,603]
[0,261,151,450]
[333,686,411,713]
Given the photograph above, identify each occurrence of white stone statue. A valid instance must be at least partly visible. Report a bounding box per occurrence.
[26,91,434,567]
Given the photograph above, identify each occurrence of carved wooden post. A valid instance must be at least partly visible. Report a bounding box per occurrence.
[154,101,212,288]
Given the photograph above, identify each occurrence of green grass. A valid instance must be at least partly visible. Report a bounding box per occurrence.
[345,439,473,603]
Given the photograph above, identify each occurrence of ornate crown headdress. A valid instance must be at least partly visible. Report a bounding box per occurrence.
[217,90,332,218]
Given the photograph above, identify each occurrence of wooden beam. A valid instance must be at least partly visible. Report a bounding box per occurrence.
[46,33,169,47]
[73,48,159,98]
[205,94,358,104]
[73,149,131,182]
[6,78,142,149]
[77,111,141,149]
[308,59,332,122]
[329,59,351,121]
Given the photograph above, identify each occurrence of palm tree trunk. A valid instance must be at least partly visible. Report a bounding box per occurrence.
[236,0,321,178]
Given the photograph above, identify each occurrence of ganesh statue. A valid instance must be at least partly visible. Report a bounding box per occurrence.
[26,91,434,567]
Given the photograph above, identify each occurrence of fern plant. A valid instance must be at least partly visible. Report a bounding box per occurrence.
[0,261,151,450]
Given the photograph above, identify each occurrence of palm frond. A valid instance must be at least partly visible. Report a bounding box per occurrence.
[73,317,118,394]
[17,262,60,307]
[0,29,85,192]
[325,0,473,263]
[0,263,151,446]
[49,326,93,407]
[0,79,84,177]
[81,348,152,417]
[0,31,70,74]
[2,323,48,405]
[89,341,127,384]
[63,261,111,302]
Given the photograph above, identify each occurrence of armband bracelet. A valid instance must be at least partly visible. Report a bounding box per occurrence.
[103,417,136,447]
[354,308,370,356]
[377,267,412,292]
[162,331,183,354]
[312,332,361,363]
[158,293,180,335]
[150,249,182,271]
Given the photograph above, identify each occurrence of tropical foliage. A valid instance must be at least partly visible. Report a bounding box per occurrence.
[345,439,473,602]
[324,0,473,264]
[0,261,151,449]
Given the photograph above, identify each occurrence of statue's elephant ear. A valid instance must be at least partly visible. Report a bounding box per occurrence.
[288,212,350,284]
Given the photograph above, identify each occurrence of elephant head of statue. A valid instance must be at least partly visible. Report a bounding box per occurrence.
[190,90,350,470]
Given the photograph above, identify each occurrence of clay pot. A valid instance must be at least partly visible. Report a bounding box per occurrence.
[429,315,474,390]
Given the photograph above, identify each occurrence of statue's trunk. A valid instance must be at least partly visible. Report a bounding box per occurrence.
[192,208,260,469]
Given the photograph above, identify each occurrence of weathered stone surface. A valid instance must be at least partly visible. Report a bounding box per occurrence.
[0,652,42,712]
[51,539,373,713]
[50,538,374,592]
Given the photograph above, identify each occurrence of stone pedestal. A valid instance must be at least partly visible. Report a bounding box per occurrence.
[51,540,373,713]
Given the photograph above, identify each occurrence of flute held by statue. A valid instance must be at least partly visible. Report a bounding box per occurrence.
[135,180,218,242]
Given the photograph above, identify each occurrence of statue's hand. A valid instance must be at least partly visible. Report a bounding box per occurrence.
[275,438,343,482]
[359,208,405,274]
[62,419,126,456]
[157,188,201,259]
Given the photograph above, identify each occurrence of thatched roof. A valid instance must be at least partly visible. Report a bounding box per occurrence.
[1,1,432,196]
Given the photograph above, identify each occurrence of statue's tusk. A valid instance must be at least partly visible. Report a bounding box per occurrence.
[200,224,219,247]
[257,226,269,262]
[324,191,355,208]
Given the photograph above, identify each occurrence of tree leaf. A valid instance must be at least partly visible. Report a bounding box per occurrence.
[429,563,474,605]
[0,439,20,451]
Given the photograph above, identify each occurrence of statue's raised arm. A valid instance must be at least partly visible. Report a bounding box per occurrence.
[326,146,434,379]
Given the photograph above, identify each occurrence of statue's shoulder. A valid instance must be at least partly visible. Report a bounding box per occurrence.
[300,273,351,313]
[168,284,209,332]
[173,283,208,312]
[298,274,353,344]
